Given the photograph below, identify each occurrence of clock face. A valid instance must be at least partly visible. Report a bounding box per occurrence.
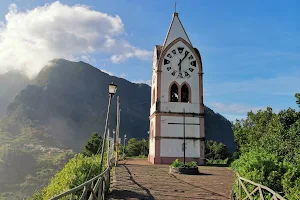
[163,45,197,79]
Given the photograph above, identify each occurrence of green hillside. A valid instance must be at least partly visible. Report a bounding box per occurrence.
[0,59,235,199]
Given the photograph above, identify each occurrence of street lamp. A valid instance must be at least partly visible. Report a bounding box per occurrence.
[112,129,116,150]
[100,82,117,170]
[123,134,127,155]
[109,82,117,95]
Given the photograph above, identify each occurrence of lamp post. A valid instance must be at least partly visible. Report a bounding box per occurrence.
[123,134,127,155]
[112,129,115,159]
[99,82,117,170]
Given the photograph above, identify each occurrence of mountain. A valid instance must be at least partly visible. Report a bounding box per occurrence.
[0,58,235,199]
[3,59,151,152]
[0,71,30,118]
[3,59,235,152]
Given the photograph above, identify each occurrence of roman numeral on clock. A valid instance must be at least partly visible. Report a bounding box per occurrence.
[189,55,194,60]
[185,72,190,77]
[190,60,196,67]
[167,53,172,58]
[172,49,176,54]
[164,59,170,65]
[167,67,172,71]
[178,47,184,54]
[178,72,183,78]
[171,71,176,76]
[189,68,194,72]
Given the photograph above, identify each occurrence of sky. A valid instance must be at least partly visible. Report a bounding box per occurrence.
[0,0,299,121]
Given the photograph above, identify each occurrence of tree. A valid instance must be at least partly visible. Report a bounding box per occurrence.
[205,140,230,160]
[125,138,149,157]
[81,132,103,157]
[231,103,300,198]
[296,93,300,108]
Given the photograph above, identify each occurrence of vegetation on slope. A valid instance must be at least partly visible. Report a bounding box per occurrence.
[31,154,103,200]
[31,132,106,199]
[231,94,300,199]
[0,122,73,200]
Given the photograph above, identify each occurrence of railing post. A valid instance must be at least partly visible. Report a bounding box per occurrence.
[100,93,113,171]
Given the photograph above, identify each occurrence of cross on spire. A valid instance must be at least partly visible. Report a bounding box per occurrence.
[174,1,176,13]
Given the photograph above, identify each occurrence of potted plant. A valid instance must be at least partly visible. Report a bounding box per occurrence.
[169,159,200,175]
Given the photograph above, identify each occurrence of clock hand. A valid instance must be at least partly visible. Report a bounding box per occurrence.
[178,52,189,66]
[181,52,189,63]
[178,59,182,72]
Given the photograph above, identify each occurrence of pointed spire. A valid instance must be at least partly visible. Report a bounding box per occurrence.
[163,9,192,48]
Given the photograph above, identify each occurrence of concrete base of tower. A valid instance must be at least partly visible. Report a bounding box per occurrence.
[148,155,206,165]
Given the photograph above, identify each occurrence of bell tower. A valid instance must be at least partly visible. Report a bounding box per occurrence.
[148,11,205,165]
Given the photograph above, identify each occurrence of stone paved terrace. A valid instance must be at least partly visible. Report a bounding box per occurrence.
[107,158,235,200]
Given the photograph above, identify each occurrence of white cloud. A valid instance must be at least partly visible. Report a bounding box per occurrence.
[110,42,152,63]
[101,69,113,76]
[209,102,265,114]
[0,1,151,78]
[132,79,151,86]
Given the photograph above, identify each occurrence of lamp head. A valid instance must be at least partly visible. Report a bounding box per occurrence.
[108,82,117,95]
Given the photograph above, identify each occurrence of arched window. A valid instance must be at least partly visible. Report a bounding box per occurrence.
[181,84,189,103]
[170,83,178,102]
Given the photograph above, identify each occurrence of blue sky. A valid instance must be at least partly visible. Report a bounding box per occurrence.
[0,0,299,121]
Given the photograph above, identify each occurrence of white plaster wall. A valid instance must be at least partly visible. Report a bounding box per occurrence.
[164,16,191,47]
[149,139,155,156]
[160,139,200,157]
[161,116,200,138]
[160,102,199,113]
[160,41,200,109]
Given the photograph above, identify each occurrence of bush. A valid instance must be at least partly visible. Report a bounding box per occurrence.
[170,159,198,168]
[188,161,198,168]
[171,159,183,168]
[231,102,300,198]
[31,153,105,200]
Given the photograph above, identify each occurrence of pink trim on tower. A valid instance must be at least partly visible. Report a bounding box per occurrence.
[151,156,205,165]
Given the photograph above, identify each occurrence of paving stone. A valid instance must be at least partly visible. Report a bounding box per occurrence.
[107,158,234,200]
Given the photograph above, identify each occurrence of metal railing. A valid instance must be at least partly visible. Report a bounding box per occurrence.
[50,138,115,200]
[232,173,286,200]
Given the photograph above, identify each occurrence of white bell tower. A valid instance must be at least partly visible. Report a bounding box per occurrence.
[148,11,205,165]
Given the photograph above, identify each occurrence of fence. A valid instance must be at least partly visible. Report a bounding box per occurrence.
[232,173,286,200]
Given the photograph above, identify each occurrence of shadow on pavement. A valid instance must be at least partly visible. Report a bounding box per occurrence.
[108,189,155,200]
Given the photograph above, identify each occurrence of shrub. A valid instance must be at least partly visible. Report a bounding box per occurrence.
[171,159,198,168]
[171,159,184,168]
[188,161,198,168]
[31,153,105,200]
